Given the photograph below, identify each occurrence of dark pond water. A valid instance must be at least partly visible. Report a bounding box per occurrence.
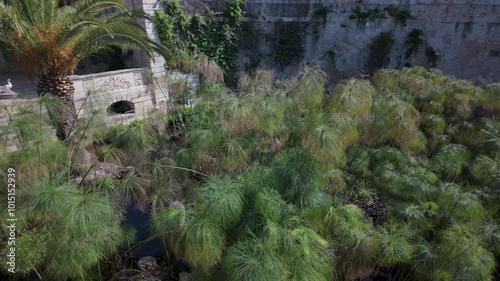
[123,204,163,257]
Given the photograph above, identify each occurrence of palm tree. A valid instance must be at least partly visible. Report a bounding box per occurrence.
[0,0,164,141]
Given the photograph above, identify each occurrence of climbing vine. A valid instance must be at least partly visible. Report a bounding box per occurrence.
[349,5,386,29]
[384,5,415,27]
[313,6,330,27]
[240,20,262,73]
[349,5,414,28]
[403,29,439,68]
[326,50,336,66]
[404,29,424,59]
[272,21,305,66]
[154,0,245,70]
[368,32,394,72]
[311,6,331,42]
[426,47,438,67]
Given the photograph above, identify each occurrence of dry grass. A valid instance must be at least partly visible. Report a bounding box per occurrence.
[169,53,225,84]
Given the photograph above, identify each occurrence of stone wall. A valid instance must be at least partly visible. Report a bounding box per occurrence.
[236,0,500,84]
[69,68,168,122]
[133,0,168,77]
[68,0,171,124]
[68,68,200,124]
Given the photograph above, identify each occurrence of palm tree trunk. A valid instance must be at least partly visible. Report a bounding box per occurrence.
[38,75,76,141]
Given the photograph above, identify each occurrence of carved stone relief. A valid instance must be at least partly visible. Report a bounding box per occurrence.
[100,77,131,92]
[134,72,144,86]
[82,79,95,92]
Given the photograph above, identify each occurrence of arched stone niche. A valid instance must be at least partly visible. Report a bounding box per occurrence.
[108,100,135,114]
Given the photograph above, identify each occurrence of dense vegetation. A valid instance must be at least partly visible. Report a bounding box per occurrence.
[154,0,245,71]
[1,66,499,280]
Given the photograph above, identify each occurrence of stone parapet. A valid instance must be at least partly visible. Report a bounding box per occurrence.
[69,68,168,119]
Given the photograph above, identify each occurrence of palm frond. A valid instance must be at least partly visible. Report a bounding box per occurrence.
[0,0,162,76]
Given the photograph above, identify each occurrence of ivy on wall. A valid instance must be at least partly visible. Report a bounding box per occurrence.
[272,21,305,66]
[240,20,263,73]
[313,6,330,27]
[404,29,439,68]
[152,1,431,77]
[404,29,424,59]
[349,5,386,29]
[384,5,415,27]
[326,50,336,66]
[426,47,439,67]
[368,32,394,73]
[349,5,414,29]
[311,6,331,42]
[154,0,245,70]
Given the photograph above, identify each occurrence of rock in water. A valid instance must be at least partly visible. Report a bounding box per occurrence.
[179,272,193,281]
[138,256,158,272]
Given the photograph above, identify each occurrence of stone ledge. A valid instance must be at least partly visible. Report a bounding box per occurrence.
[69,68,145,80]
